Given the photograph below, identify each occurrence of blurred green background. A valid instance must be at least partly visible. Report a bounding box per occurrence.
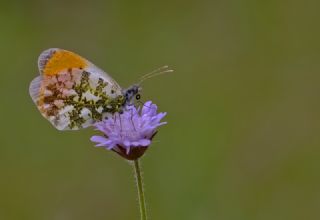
[1,0,320,219]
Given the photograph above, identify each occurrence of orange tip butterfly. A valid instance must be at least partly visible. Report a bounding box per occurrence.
[29,48,172,130]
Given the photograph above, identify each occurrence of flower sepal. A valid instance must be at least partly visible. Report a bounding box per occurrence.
[111,131,157,160]
[113,145,148,160]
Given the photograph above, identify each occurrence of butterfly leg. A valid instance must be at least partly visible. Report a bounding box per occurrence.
[113,113,123,138]
[137,100,152,109]
[130,108,137,131]
[118,113,123,136]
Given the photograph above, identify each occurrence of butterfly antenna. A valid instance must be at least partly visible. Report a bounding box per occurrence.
[140,65,169,80]
[138,65,174,84]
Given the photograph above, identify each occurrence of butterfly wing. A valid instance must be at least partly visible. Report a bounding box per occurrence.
[30,48,125,130]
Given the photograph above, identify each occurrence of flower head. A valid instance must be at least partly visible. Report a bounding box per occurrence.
[91,101,167,160]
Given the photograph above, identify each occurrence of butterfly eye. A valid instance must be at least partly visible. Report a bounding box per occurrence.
[135,94,141,100]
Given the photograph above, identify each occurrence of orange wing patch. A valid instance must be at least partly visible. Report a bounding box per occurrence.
[43,50,88,76]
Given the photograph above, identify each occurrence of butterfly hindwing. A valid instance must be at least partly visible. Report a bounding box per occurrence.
[30,48,125,130]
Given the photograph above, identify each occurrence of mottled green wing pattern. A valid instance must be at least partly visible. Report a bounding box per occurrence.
[29,49,125,130]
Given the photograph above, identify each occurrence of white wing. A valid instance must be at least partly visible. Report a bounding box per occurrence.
[30,48,125,130]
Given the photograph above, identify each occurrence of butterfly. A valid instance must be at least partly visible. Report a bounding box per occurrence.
[29,48,172,130]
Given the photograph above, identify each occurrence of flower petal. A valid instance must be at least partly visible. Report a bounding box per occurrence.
[90,135,108,143]
[138,139,151,146]
[90,100,166,160]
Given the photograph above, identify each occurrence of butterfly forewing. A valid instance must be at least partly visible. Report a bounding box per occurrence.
[30,48,125,130]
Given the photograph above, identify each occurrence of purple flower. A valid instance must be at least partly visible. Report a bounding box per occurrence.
[90,101,167,160]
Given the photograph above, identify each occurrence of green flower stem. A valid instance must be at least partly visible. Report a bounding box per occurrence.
[133,159,147,220]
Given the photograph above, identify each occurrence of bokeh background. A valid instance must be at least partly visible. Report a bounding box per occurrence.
[1,0,320,219]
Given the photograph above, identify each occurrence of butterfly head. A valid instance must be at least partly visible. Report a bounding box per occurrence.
[121,66,174,107]
[123,84,142,106]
